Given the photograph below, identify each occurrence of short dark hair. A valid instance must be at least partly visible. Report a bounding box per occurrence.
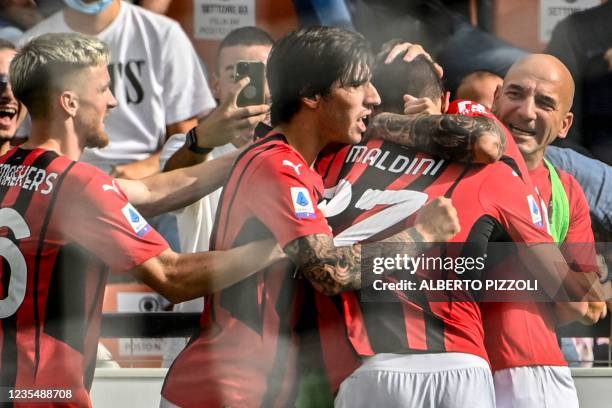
[0,39,16,51]
[267,26,374,126]
[216,26,273,72]
[373,40,443,114]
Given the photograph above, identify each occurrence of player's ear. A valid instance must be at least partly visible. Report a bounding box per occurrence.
[441,91,450,113]
[302,94,320,109]
[491,84,503,113]
[59,91,79,117]
[557,111,574,139]
[211,73,221,100]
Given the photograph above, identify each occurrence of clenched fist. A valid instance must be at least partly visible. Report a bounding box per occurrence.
[414,197,461,242]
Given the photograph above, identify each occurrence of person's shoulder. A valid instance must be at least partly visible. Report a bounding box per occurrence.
[241,136,308,177]
[557,167,589,207]
[65,160,112,186]
[21,10,67,43]
[125,2,182,34]
[570,2,611,24]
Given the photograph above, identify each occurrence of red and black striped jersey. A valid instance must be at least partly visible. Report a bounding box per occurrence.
[162,134,333,408]
[0,147,168,407]
[315,129,553,367]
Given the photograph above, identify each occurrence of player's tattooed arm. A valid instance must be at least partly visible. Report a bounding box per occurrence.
[284,197,460,296]
[366,113,506,163]
[283,228,429,296]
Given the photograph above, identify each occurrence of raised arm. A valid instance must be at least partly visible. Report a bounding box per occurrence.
[284,197,460,295]
[367,112,505,164]
[117,150,237,217]
[163,77,269,172]
[130,239,284,303]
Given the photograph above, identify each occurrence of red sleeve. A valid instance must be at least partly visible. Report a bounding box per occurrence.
[479,163,554,245]
[559,172,597,272]
[248,153,332,248]
[61,166,169,272]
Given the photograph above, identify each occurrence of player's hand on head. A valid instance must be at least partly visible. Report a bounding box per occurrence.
[403,95,441,115]
[195,76,270,148]
[414,197,460,242]
[385,42,443,78]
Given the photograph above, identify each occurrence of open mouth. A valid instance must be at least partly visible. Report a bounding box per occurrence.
[0,107,17,121]
[0,106,17,129]
[508,123,536,136]
[357,113,370,133]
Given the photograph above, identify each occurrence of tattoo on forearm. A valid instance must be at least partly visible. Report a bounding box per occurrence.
[284,234,362,295]
[366,113,505,161]
[284,228,432,296]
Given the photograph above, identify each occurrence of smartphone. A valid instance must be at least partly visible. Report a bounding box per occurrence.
[234,60,265,107]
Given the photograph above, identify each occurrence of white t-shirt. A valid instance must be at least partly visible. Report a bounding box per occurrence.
[22,2,216,170]
[159,134,236,366]
[160,133,236,254]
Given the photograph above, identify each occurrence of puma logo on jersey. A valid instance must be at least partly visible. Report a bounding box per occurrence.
[102,180,121,195]
[282,160,303,176]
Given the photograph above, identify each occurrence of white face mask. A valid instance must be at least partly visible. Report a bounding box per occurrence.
[63,0,114,15]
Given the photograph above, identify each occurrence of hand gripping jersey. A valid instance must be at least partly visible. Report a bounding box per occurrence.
[314,103,554,383]
[162,134,333,408]
[0,147,168,407]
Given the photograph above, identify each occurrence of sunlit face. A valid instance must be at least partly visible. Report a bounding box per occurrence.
[492,61,573,160]
[73,64,117,149]
[0,48,19,141]
[214,44,272,104]
[316,80,381,145]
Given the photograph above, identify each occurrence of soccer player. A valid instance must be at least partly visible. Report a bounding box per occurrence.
[482,54,607,408]
[160,27,472,408]
[1,32,283,407]
[321,46,606,407]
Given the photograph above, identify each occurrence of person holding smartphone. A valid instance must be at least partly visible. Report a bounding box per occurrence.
[159,26,274,366]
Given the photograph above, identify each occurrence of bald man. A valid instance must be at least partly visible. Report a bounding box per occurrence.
[483,54,606,408]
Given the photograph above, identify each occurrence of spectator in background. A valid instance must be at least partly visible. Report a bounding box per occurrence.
[22,0,214,179]
[0,39,26,154]
[159,26,273,367]
[455,70,502,109]
[349,0,528,94]
[134,0,173,14]
[0,0,43,42]
[547,1,612,164]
